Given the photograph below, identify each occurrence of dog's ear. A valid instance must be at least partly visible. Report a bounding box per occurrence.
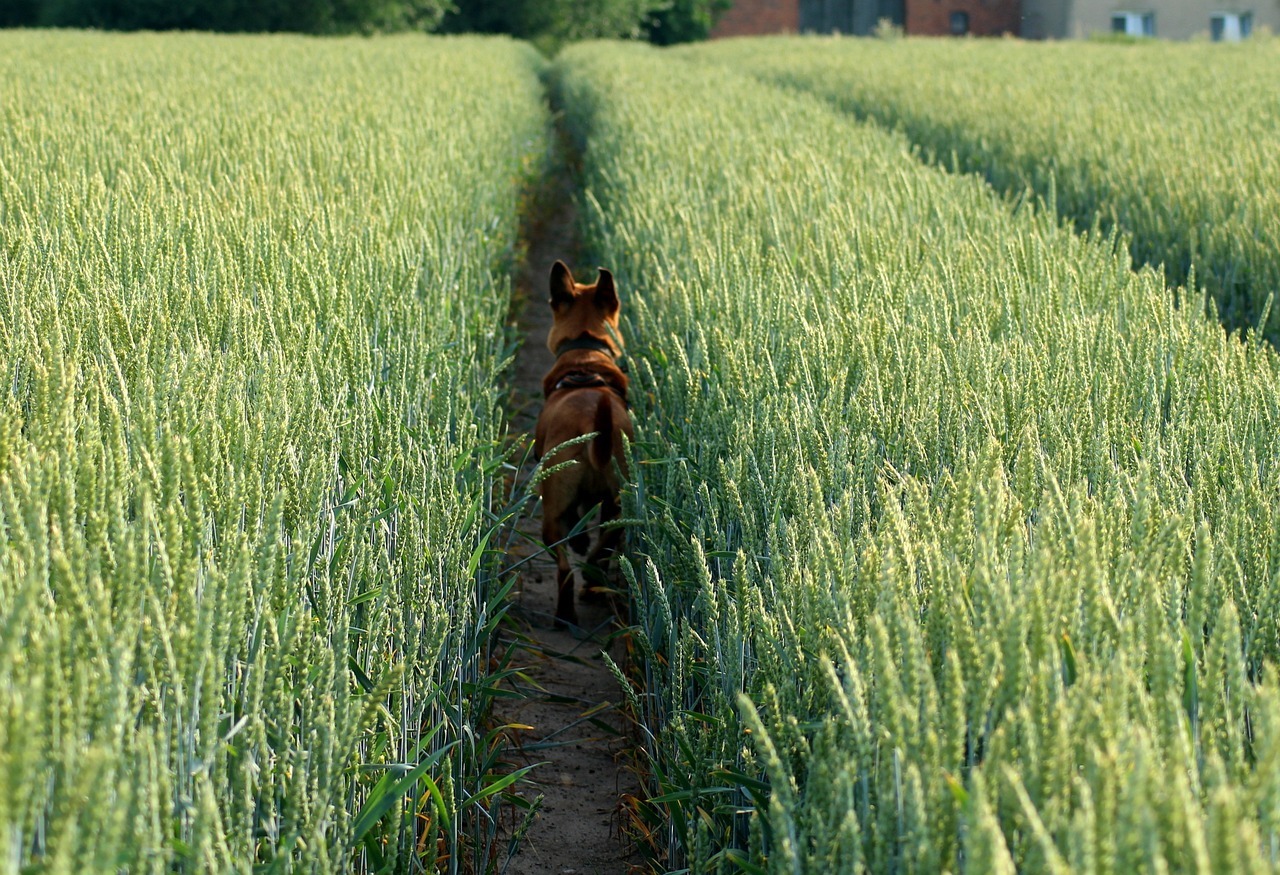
[594,268,619,313]
[550,260,575,308]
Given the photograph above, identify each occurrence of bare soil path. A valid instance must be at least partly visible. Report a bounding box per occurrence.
[493,126,640,875]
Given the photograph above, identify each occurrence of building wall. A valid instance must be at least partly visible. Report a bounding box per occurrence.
[801,0,857,31]
[1019,0,1070,36]
[800,0,905,35]
[906,0,1022,33]
[711,0,802,36]
[714,0,1277,38]
[1063,0,1279,37]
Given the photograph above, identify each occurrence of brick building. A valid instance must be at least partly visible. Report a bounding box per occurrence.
[711,0,801,35]
[712,0,1275,37]
[711,0,1019,36]
[905,0,1021,33]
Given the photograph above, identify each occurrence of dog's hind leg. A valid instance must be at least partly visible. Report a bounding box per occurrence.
[581,498,622,603]
[553,549,577,627]
[567,511,592,555]
[544,513,578,627]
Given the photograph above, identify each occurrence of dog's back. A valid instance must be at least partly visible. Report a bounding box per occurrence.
[537,375,631,486]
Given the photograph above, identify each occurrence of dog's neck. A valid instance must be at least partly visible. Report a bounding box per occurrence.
[553,334,618,360]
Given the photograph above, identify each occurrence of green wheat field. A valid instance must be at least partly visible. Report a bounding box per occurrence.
[3,28,1279,874]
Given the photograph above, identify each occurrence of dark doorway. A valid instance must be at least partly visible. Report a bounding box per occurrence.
[801,0,904,34]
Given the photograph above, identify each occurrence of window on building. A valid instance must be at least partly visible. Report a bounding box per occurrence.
[1211,11,1253,39]
[1111,11,1155,35]
[950,10,970,33]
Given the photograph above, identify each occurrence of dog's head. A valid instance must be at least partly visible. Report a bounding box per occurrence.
[546,260,622,358]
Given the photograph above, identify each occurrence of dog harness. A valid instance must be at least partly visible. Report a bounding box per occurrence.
[548,333,629,405]
[552,371,612,392]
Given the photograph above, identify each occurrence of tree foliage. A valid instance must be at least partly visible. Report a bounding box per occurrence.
[646,0,732,44]
[0,0,40,26]
[442,0,727,43]
[5,0,449,32]
[3,0,728,42]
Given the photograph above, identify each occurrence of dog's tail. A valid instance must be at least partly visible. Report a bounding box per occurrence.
[588,390,614,472]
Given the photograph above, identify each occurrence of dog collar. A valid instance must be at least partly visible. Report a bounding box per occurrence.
[554,334,628,374]
[554,335,616,358]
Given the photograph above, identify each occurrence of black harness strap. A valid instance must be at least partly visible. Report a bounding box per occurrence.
[554,334,629,374]
[554,335,616,358]
[553,372,610,392]
[549,369,629,406]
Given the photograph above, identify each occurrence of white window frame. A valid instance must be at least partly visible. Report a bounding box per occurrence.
[1112,10,1155,35]
[1210,11,1253,40]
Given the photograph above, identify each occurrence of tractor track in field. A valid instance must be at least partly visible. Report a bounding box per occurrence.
[492,116,642,874]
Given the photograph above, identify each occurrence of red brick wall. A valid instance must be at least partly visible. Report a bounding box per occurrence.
[711,0,801,37]
[906,0,1021,35]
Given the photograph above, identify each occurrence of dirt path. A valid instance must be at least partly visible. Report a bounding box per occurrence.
[493,131,640,874]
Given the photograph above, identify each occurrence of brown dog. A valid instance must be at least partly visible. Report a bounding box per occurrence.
[534,261,634,626]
